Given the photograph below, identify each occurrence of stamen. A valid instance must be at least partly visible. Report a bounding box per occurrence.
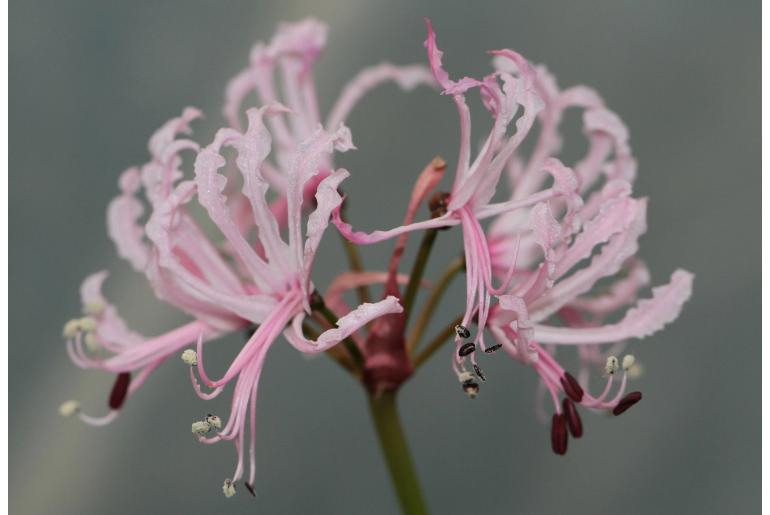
[457,371,473,384]
[222,478,236,498]
[622,354,635,371]
[84,333,99,353]
[59,400,81,417]
[244,482,257,497]
[484,343,502,354]
[551,413,568,455]
[627,362,644,379]
[108,372,132,410]
[605,356,619,375]
[561,398,583,438]
[560,372,584,402]
[181,349,198,366]
[62,319,81,339]
[83,301,105,316]
[192,420,211,435]
[462,381,480,399]
[473,364,486,382]
[79,317,98,332]
[454,324,471,339]
[458,342,476,357]
[206,414,222,430]
[612,391,642,416]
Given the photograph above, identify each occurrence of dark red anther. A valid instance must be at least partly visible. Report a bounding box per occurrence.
[551,413,568,455]
[244,482,257,497]
[612,391,642,416]
[108,372,132,410]
[484,344,502,354]
[458,342,476,357]
[562,398,583,438]
[560,372,584,402]
[473,364,486,382]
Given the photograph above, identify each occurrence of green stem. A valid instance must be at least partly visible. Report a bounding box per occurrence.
[316,304,365,369]
[402,229,438,325]
[412,314,464,370]
[406,256,464,355]
[368,391,429,515]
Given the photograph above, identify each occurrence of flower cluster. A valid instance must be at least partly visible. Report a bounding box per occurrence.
[334,20,692,454]
[61,17,692,497]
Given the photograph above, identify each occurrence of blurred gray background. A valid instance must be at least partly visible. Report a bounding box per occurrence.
[10,1,759,514]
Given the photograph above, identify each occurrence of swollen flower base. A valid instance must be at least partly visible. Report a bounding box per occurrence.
[60,18,692,512]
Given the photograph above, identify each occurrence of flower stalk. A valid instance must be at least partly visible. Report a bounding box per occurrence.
[406,256,465,355]
[401,228,439,324]
[368,391,429,515]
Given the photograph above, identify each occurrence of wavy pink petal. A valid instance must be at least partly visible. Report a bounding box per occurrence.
[107,168,149,272]
[285,296,403,354]
[326,63,436,131]
[533,270,693,344]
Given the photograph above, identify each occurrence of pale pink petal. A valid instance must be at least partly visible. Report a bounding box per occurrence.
[303,169,349,286]
[285,125,353,274]
[107,168,149,272]
[80,272,144,347]
[458,51,542,210]
[449,72,519,210]
[533,270,693,344]
[324,272,424,315]
[423,18,452,90]
[577,107,636,191]
[578,179,633,224]
[326,63,436,130]
[285,296,403,354]
[145,182,277,323]
[194,129,279,290]
[101,320,214,372]
[223,69,255,130]
[528,198,647,321]
[332,209,457,245]
[232,106,292,276]
[568,259,651,315]
[267,19,327,62]
[423,19,476,189]
[555,195,644,278]
[147,107,202,160]
[529,202,561,280]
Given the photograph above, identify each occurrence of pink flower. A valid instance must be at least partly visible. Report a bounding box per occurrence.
[60,17,695,500]
[333,19,578,362]
[333,19,693,453]
[61,18,435,495]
